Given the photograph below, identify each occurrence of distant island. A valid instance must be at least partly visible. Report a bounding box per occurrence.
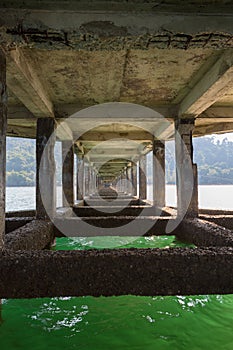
[6,136,233,187]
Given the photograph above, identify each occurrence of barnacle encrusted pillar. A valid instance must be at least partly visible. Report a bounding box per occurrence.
[153,139,165,208]
[139,155,147,200]
[175,118,198,218]
[0,49,7,248]
[36,118,56,219]
[62,140,74,207]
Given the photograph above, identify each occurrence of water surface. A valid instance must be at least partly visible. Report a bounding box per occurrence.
[6,185,233,211]
[1,237,233,350]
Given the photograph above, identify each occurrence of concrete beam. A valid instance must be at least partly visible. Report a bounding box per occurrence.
[72,205,169,218]
[54,216,172,237]
[36,118,56,219]
[179,49,233,117]
[6,47,54,118]
[79,131,153,142]
[55,120,73,141]
[5,220,54,250]
[1,247,233,298]
[200,106,233,119]
[55,104,175,119]
[7,122,36,138]
[1,8,233,51]
[7,105,35,119]
[0,49,7,249]
[177,218,233,247]
[194,121,233,137]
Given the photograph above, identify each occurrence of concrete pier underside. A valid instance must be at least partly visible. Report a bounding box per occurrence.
[1,1,233,298]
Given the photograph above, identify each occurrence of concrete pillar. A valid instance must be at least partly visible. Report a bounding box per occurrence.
[132,163,137,196]
[153,140,165,208]
[175,118,198,217]
[0,50,7,248]
[36,118,56,219]
[93,171,96,193]
[85,163,91,197]
[89,166,94,195]
[76,155,84,200]
[83,163,87,197]
[139,155,147,199]
[62,141,74,207]
[126,166,131,194]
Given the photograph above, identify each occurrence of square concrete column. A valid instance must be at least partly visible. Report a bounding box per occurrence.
[131,163,137,196]
[139,155,147,200]
[89,166,94,195]
[175,118,198,218]
[153,140,165,208]
[62,141,74,207]
[36,118,56,219]
[76,155,84,200]
[84,163,90,197]
[0,50,7,248]
[90,167,96,195]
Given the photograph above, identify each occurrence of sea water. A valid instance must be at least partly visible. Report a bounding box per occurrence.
[6,184,233,211]
[2,187,233,349]
[1,237,233,350]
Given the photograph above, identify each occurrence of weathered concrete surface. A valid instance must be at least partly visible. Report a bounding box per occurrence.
[177,218,233,247]
[73,206,171,218]
[84,198,144,207]
[139,155,147,200]
[1,247,233,298]
[131,164,137,196]
[54,216,174,237]
[5,220,54,250]
[62,141,74,207]
[6,217,33,233]
[0,49,7,249]
[1,7,233,51]
[153,140,165,208]
[36,118,56,219]
[175,118,198,218]
[77,156,84,200]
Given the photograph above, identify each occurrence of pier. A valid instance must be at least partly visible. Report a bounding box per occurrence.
[1,0,233,297]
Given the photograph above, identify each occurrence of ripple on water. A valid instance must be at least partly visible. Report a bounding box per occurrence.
[1,237,233,350]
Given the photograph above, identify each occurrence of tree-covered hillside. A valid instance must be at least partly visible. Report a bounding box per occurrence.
[6,137,62,187]
[6,135,233,186]
[149,136,233,185]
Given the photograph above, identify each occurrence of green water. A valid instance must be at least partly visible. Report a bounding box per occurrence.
[1,237,233,350]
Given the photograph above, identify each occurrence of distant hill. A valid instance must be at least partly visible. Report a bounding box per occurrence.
[6,135,233,186]
[148,136,233,185]
[6,137,62,187]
